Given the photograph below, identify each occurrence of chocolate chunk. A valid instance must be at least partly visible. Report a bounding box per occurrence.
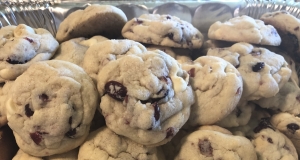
[166,127,174,139]
[252,62,265,72]
[153,102,160,121]
[287,123,300,134]
[25,104,34,117]
[253,118,275,133]
[198,139,213,157]
[105,81,127,101]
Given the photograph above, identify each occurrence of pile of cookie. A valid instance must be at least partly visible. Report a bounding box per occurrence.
[1,4,300,160]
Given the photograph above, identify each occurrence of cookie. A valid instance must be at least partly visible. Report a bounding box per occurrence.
[82,39,147,84]
[78,127,165,160]
[207,42,291,101]
[254,81,300,115]
[182,56,242,126]
[6,60,98,157]
[260,10,300,62]
[147,45,192,64]
[53,36,108,67]
[0,24,59,82]
[122,14,204,49]
[270,112,300,155]
[0,81,14,128]
[97,50,194,146]
[252,119,298,160]
[216,101,255,128]
[208,15,281,46]
[174,129,257,160]
[56,5,127,42]
[0,125,19,160]
[13,148,78,160]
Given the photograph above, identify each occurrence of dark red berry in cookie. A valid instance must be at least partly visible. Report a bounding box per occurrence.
[253,118,275,133]
[136,18,143,24]
[166,15,171,19]
[153,102,160,121]
[105,81,127,101]
[188,68,195,77]
[287,123,300,134]
[267,137,273,144]
[167,33,174,40]
[30,132,43,145]
[198,139,213,157]
[25,104,34,117]
[24,37,34,43]
[252,62,265,72]
[65,128,76,138]
[39,94,49,102]
[166,127,174,139]
[6,58,24,64]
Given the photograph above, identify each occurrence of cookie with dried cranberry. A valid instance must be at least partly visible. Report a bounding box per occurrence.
[56,5,127,42]
[97,50,194,146]
[207,42,291,101]
[13,148,78,160]
[0,81,14,128]
[122,14,204,49]
[53,36,108,67]
[78,126,165,160]
[174,129,257,160]
[260,10,300,62]
[208,15,281,46]
[182,56,242,126]
[252,118,298,160]
[82,39,147,84]
[270,112,300,155]
[6,60,98,157]
[254,80,300,115]
[0,24,59,82]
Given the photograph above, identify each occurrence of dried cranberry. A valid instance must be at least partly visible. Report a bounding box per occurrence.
[287,123,300,134]
[39,94,49,102]
[6,58,24,64]
[105,81,127,101]
[166,127,174,139]
[198,139,213,157]
[166,15,171,19]
[153,102,160,121]
[267,137,273,144]
[136,18,143,24]
[24,37,34,43]
[167,33,174,40]
[252,62,265,72]
[30,132,43,145]
[25,104,34,117]
[188,68,195,77]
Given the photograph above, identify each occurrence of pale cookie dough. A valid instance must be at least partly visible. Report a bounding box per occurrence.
[216,101,256,128]
[207,42,291,101]
[53,36,108,67]
[270,112,300,156]
[174,129,257,160]
[6,60,98,157]
[254,80,300,115]
[83,39,147,84]
[261,10,300,62]
[78,127,165,160]
[147,45,192,64]
[0,81,14,128]
[56,5,127,42]
[182,56,243,126]
[0,24,59,82]
[208,15,281,46]
[252,119,298,160]
[13,148,78,160]
[122,14,204,49]
[97,50,194,146]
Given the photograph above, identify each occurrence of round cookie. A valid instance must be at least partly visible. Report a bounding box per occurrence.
[0,125,19,160]
[252,119,298,160]
[208,15,281,46]
[82,39,147,84]
[0,81,14,128]
[174,129,257,160]
[122,14,204,49]
[97,50,194,146]
[260,10,300,62]
[207,42,291,101]
[182,56,243,126]
[53,36,108,67]
[56,4,127,42]
[270,112,300,156]
[13,148,78,160]
[254,81,300,115]
[6,60,98,157]
[216,101,255,128]
[78,127,165,160]
[0,24,59,82]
